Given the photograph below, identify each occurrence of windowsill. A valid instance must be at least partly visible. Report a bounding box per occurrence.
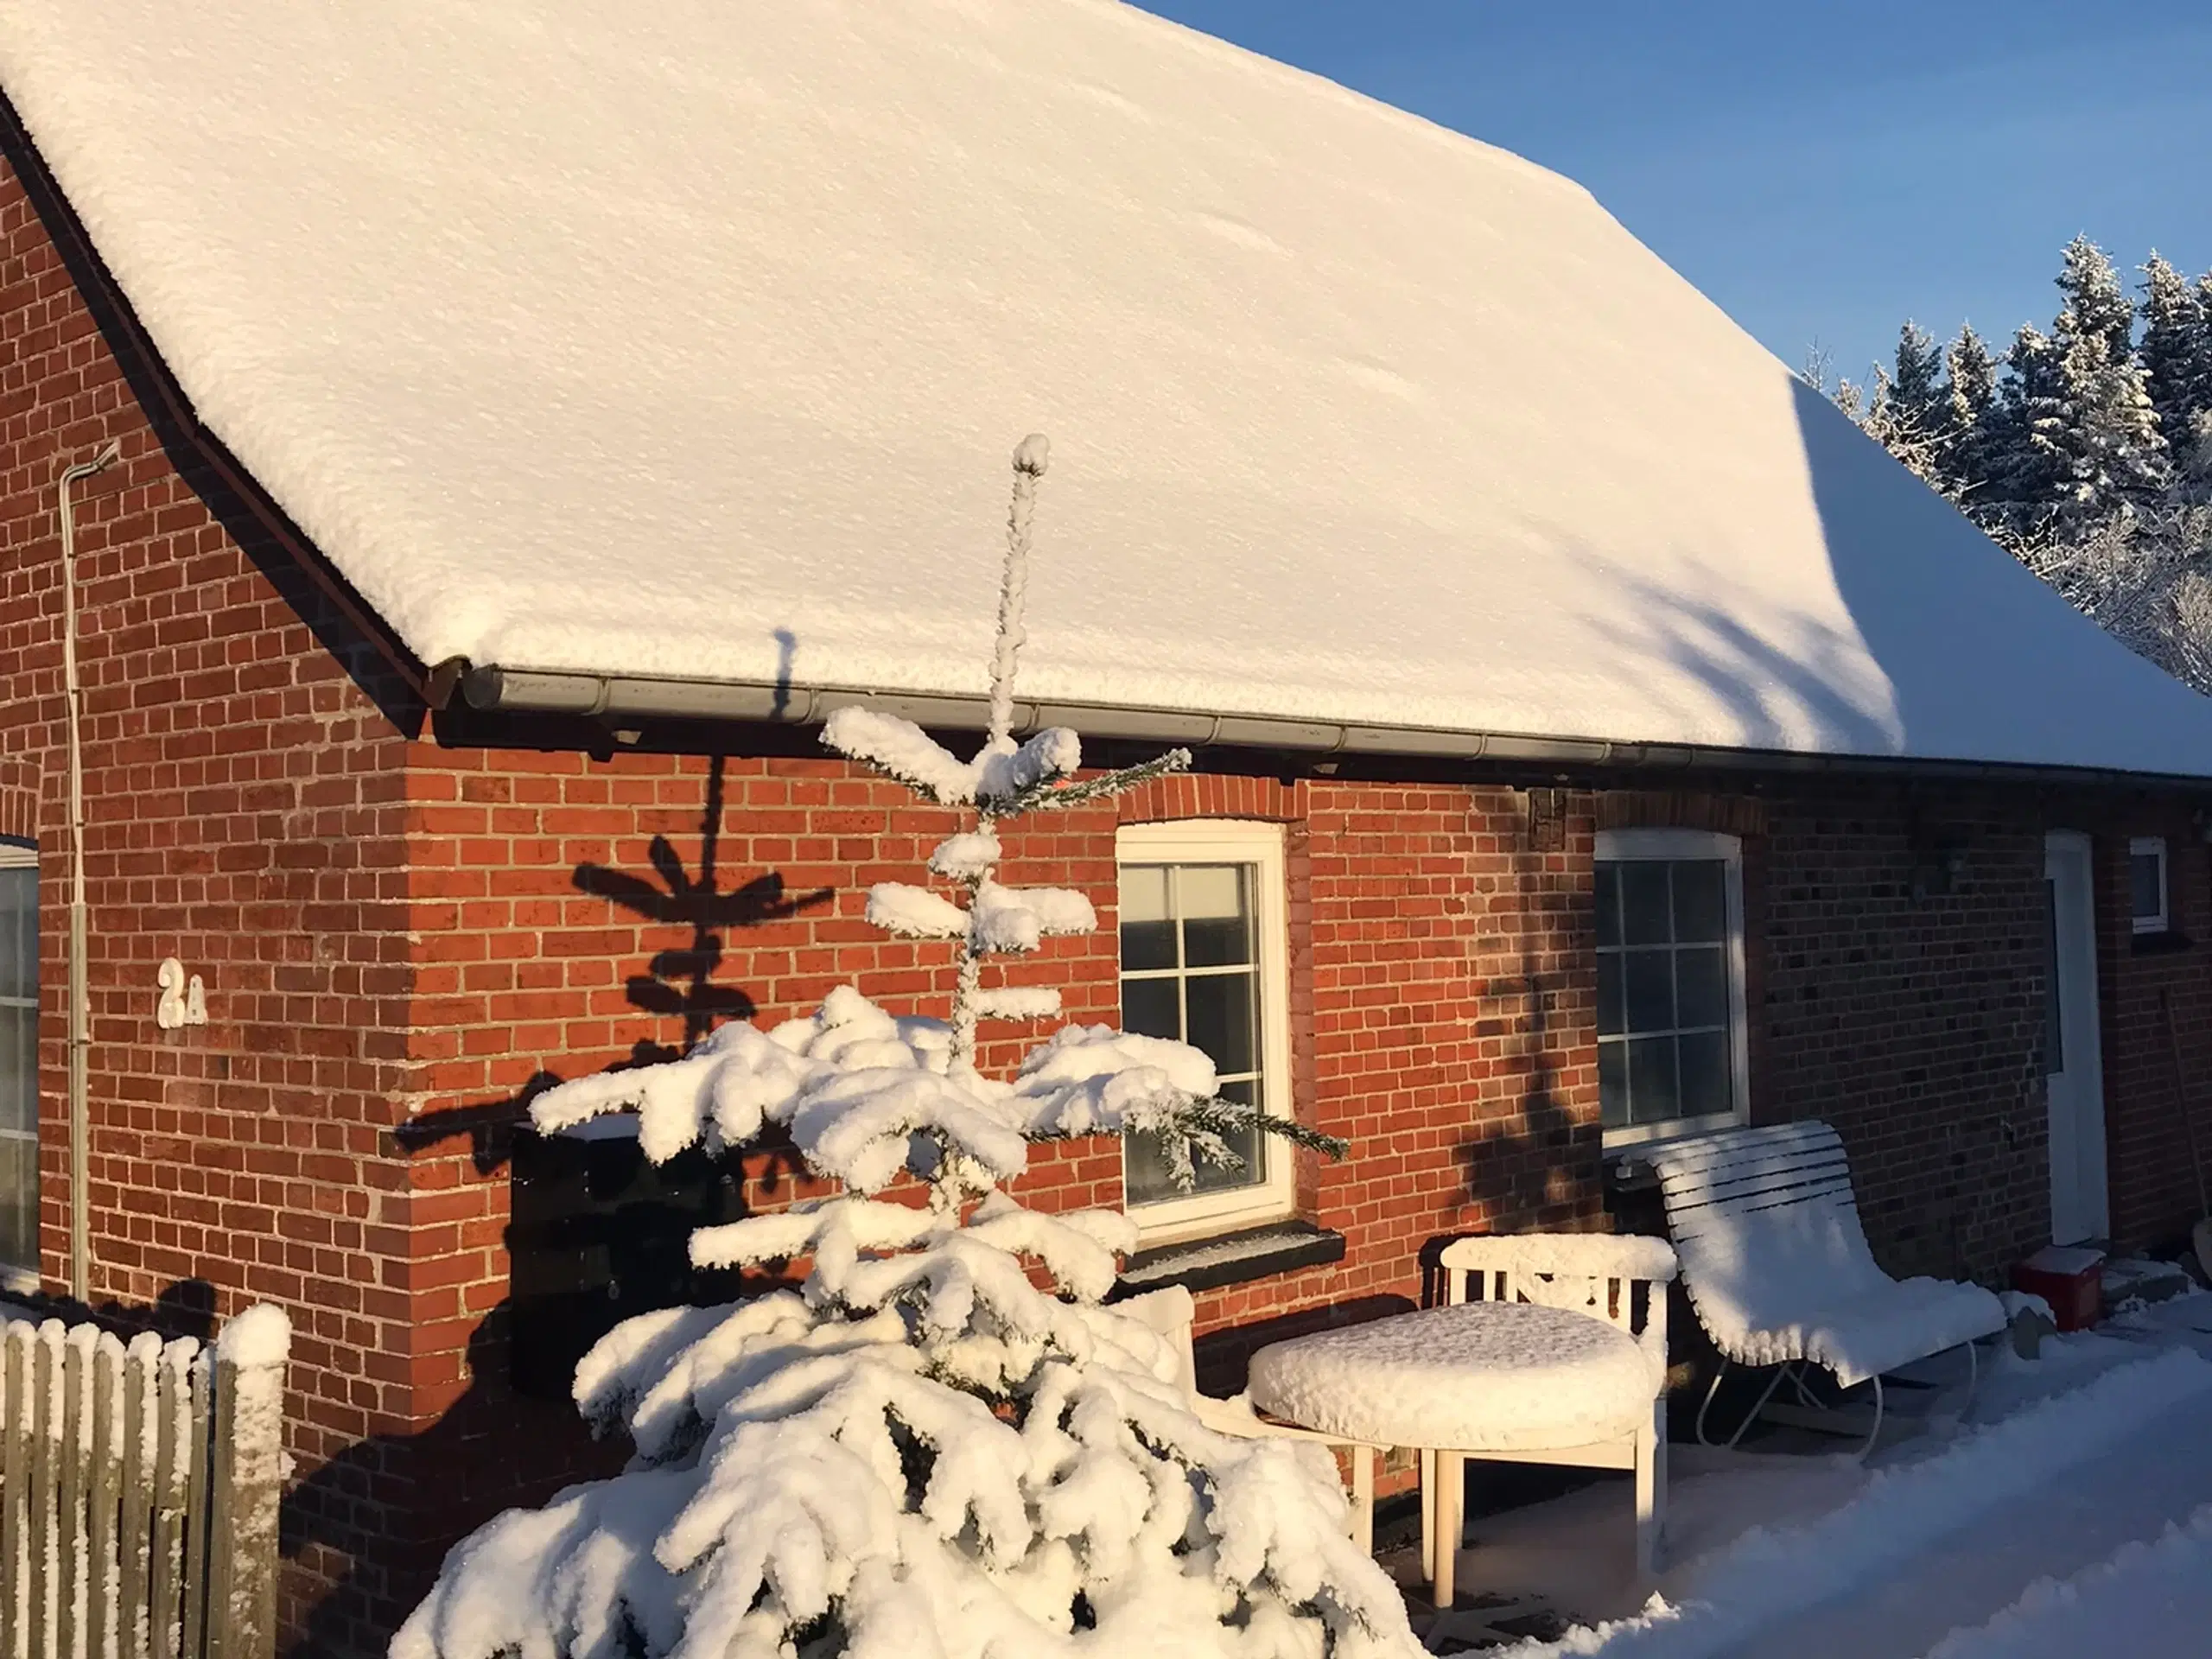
[1113,1220,1346,1298]
[1605,1116,1749,1185]
[2131,930,2192,956]
[1602,1112,1745,1155]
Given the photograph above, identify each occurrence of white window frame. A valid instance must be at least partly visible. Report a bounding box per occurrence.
[1115,819,1296,1243]
[0,838,36,1289]
[1594,827,1751,1149]
[2129,836,2169,935]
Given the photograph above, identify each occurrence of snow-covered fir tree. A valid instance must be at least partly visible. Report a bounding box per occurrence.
[2140,252,2212,493]
[1827,233,2212,693]
[2037,236,2169,520]
[391,437,1420,1659]
[1940,323,1999,499]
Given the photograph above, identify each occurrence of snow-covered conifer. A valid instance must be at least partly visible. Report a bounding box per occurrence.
[2026,236,2167,521]
[2054,236,2135,359]
[1941,323,1999,502]
[393,439,1414,1659]
[2141,254,2212,493]
[1854,324,1948,486]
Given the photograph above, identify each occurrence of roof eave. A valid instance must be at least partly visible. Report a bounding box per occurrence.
[459,662,2212,792]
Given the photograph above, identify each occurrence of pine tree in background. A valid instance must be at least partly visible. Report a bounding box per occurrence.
[1857,322,1948,483]
[2053,234,2138,365]
[392,438,1414,1659]
[1981,321,2065,529]
[2141,253,2212,492]
[1827,234,2212,695]
[1941,323,1999,499]
[2038,236,2169,520]
[1891,321,1946,430]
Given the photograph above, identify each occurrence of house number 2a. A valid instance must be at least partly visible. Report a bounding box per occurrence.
[156,957,207,1029]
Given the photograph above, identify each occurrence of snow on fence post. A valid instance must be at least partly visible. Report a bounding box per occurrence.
[202,1306,289,1659]
[0,1304,290,1659]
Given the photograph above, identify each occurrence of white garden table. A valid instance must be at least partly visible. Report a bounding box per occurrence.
[1247,1296,1662,1618]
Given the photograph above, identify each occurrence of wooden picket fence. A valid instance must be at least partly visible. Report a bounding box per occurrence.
[0,1305,289,1659]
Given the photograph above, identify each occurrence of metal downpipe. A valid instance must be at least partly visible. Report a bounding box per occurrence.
[59,439,118,1300]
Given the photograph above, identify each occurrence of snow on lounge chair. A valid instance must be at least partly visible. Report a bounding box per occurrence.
[1654,1121,2007,1455]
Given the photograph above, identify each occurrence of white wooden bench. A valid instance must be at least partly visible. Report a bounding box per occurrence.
[1653,1121,2006,1455]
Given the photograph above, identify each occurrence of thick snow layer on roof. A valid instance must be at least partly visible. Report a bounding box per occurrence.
[4,0,2212,773]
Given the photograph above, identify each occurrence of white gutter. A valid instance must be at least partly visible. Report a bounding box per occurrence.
[457,663,2212,792]
[59,439,118,1300]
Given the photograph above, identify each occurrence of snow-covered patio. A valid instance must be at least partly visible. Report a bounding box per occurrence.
[1415,1279,2212,1657]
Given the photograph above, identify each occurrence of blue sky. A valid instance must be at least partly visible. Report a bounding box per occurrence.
[1135,2,2212,388]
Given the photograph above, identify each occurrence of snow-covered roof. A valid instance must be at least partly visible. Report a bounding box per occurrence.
[4,0,2212,777]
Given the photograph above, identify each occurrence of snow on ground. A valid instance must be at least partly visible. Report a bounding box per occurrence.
[1444,1290,2212,1659]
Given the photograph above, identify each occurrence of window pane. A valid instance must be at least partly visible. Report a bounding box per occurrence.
[2044,879,2063,1077]
[0,868,30,1001]
[1678,1029,1732,1118]
[1594,865,1621,949]
[1621,949,1674,1034]
[1119,848,1276,1213]
[1124,1076,1265,1204]
[1596,952,1624,1037]
[1194,1076,1263,1194]
[1626,1035,1680,1124]
[1619,862,1672,945]
[1121,976,1180,1041]
[0,1134,30,1273]
[1179,866,1254,968]
[1675,946,1728,1031]
[2131,850,2164,924]
[0,1007,32,1135]
[1119,866,1176,970]
[1599,1042,1628,1129]
[1183,969,1256,1078]
[1673,861,1727,943]
[1122,1128,1182,1206]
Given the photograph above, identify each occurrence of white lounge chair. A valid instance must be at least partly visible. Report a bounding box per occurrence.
[1653,1121,2006,1455]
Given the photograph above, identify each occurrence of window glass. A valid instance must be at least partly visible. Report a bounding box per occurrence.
[2129,841,2167,932]
[1594,851,1739,1133]
[1120,861,1268,1205]
[0,862,36,1274]
[2043,878,2063,1077]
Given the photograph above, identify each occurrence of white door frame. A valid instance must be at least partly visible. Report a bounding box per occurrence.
[2044,831,2109,1244]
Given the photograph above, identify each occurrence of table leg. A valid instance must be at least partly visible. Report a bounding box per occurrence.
[1419,1448,1436,1582]
[1635,1408,1660,1579]
[1350,1445,1375,1554]
[1432,1450,1463,1612]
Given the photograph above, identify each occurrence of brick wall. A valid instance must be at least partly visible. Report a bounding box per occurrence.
[2088,804,2212,1248]
[395,748,1611,1397]
[1746,786,2051,1281]
[0,156,431,1655]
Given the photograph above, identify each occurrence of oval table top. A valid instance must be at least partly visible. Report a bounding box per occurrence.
[1245,1300,1655,1452]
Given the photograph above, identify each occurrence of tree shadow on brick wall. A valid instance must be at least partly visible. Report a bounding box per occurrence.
[394,753,833,1174]
[334,757,831,1655]
[277,1306,630,1659]
[573,754,832,1060]
[1455,940,1599,1238]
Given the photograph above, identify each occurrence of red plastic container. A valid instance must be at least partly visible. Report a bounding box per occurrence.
[2012,1245,2105,1332]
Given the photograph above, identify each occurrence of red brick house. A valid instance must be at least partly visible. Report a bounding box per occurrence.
[1,3,2210,1653]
